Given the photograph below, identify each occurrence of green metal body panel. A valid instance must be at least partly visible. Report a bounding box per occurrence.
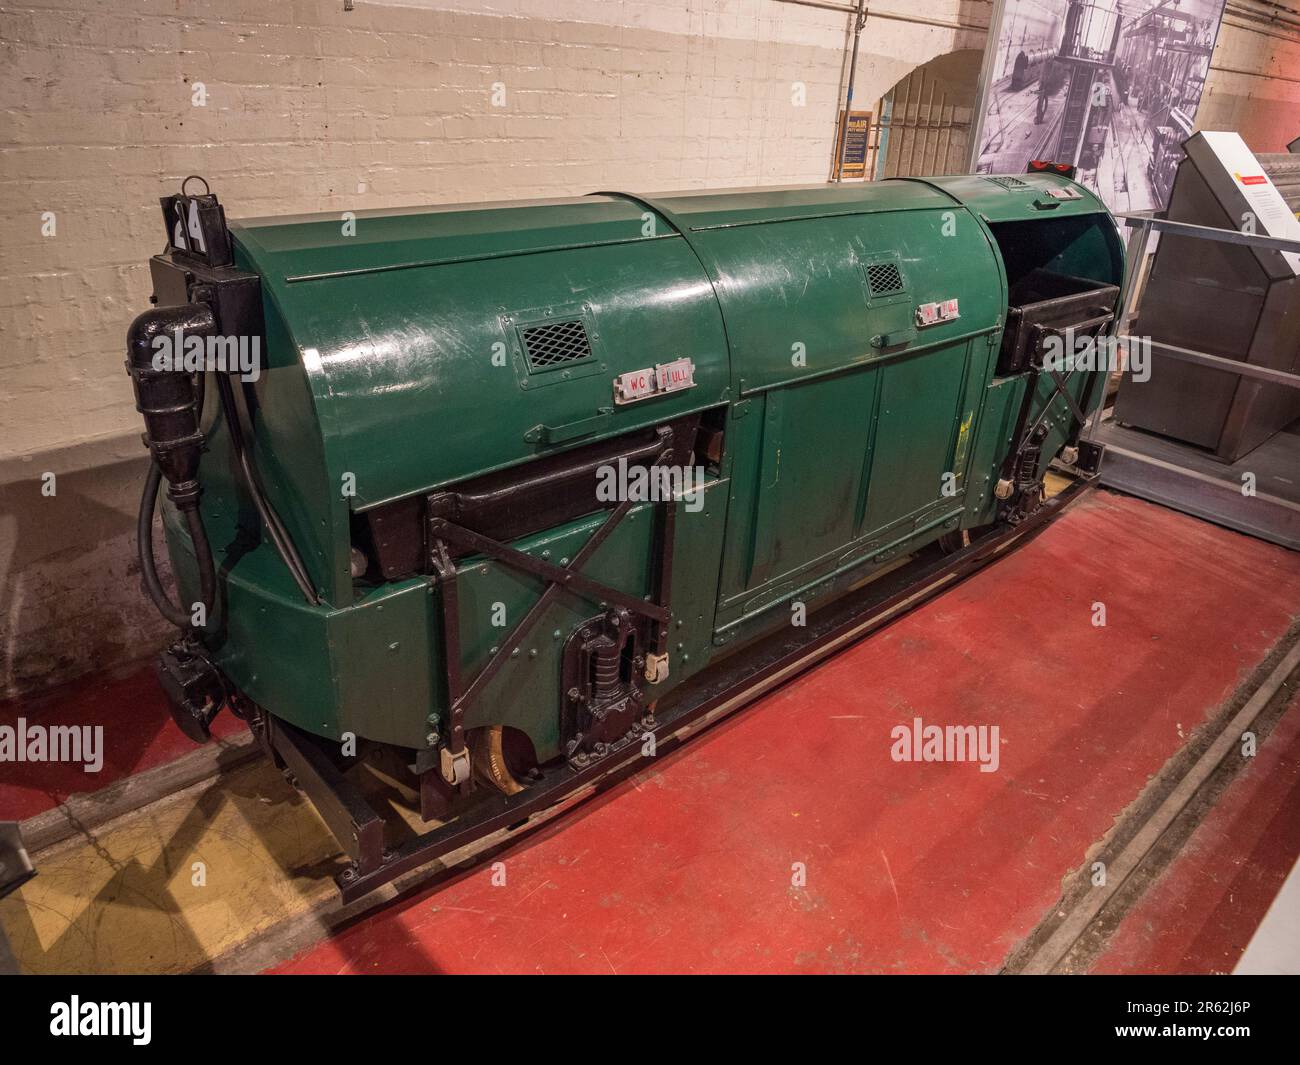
[161,175,1124,762]
[712,336,991,640]
[233,197,731,511]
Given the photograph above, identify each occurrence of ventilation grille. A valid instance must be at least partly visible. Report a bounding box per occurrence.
[520,319,593,371]
[865,261,905,298]
[987,176,1030,190]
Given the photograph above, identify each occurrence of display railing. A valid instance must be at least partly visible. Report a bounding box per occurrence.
[1108,212,1300,394]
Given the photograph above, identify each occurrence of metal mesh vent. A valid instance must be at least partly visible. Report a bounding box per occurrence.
[987,176,1030,190]
[865,261,905,297]
[520,319,593,371]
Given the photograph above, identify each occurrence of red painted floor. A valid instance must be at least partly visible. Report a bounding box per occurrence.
[1089,691,1300,974]
[0,662,244,821]
[270,491,1300,974]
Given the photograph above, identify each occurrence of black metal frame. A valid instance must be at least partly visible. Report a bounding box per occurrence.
[1000,312,1116,508]
[995,267,1121,497]
[267,717,386,876]
[264,472,1098,903]
[425,428,678,777]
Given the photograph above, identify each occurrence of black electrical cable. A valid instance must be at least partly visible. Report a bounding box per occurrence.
[137,460,217,630]
[185,495,218,611]
[215,372,320,605]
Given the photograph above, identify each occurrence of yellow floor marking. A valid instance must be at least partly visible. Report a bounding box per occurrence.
[1044,471,1072,499]
[3,728,505,974]
[1,761,344,974]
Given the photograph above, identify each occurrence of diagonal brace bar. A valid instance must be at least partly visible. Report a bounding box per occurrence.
[429,518,671,625]
[1043,365,1090,426]
[439,497,640,717]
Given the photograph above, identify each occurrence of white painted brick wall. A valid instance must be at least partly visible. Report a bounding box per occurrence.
[0,0,979,457]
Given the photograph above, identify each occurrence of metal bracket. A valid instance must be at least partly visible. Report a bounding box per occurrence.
[644,651,670,684]
[1075,439,1105,475]
[268,717,386,880]
[428,539,467,783]
[440,745,471,786]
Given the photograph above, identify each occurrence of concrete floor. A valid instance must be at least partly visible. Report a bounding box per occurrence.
[4,489,1300,974]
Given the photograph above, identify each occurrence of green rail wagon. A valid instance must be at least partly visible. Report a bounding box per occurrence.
[127,171,1123,898]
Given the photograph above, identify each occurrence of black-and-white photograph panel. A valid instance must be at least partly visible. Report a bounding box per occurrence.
[973,0,1228,211]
